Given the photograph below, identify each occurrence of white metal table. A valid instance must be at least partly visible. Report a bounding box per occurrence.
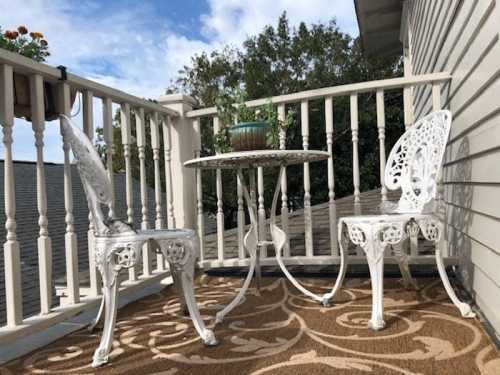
[185,150,342,324]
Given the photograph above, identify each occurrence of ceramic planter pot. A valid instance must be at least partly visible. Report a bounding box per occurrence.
[230,121,270,151]
[13,73,76,121]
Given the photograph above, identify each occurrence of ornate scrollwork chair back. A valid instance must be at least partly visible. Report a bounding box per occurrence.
[384,110,452,214]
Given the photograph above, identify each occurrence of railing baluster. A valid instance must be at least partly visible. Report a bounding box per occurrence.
[163,116,175,228]
[1,64,23,325]
[193,117,205,260]
[350,94,361,206]
[136,108,151,276]
[58,82,79,304]
[301,100,313,257]
[103,97,115,218]
[236,172,245,259]
[30,74,53,314]
[120,103,136,281]
[376,90,388,203]
[257,167,267,257]
[325,97,338,256]
[277,104,290,256]
[150,112,165,271]
[403,84,414,130]
[83,90,100,297]
[213,116,225,261]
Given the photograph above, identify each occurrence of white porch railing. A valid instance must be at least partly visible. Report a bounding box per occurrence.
[0,46,455,346]
[0,49,191,344]
[186,72,454,269]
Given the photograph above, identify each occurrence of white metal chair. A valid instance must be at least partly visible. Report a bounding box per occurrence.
[324,110,475,330]
[59,115,217,367]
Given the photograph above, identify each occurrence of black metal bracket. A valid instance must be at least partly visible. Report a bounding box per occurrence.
[57,65,68,81]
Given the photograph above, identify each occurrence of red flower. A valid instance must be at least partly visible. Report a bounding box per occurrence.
[17,26,28,34]
[4,30,19,39]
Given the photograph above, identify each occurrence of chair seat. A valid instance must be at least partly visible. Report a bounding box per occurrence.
[94,228,195,243]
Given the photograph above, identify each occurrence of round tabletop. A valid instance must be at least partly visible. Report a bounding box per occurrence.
[184,150,330,170]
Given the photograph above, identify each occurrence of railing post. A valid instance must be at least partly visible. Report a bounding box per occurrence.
[350,93,361,206]
[325,96,338,256]
[1,64,23,326]
[151,112,165,271]
[376,90,388,203]
[158,94,197,229]
[277,104,290,256]
[212,116,225,261]
[301,100,314,257]
[83,91,100,297]
[135,107,152,277]
[192,117,205,260]
[163,116,175,228]
[102,97,115,218]
[58,81,79,305]
[30,74,53,314]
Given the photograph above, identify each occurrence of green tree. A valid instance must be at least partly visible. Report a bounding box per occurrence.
[170,13,403,229]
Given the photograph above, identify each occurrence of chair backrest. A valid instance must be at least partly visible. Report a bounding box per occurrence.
[384,110,452,213]
[60,115,113,234]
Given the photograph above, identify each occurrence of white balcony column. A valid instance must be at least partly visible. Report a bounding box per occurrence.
[1,64,23,326]
[350,93,361,206]
[158,94,197,229]
[30,74,53,314]
[301,100,313,257]
[120,102,136,281]
[376,90,388,203]
[83,90,100,297]
[325,96,338,256]
[135,107,152,276]
[162,116,175,229]
[150,112,165,271]
[192,117,205,260]
[277,104,290,256]
[58,81,79,305]
[102,97,115,218]
[212,116,225,261]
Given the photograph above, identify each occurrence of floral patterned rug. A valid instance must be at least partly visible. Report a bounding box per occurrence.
[2,275,499,374]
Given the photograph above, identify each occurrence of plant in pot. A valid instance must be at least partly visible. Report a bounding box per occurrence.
[214,89,295,153]
[0,25,76,121]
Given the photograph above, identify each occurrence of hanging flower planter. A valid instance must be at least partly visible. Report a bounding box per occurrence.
[13,73,77,122]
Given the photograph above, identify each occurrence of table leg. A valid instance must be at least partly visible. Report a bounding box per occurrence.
[271,166,326,304]
[214,170,259,324]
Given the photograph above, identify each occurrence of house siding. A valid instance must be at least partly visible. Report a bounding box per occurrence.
[408,0,500,333]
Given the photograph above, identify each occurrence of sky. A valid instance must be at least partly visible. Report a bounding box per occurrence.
[0,0,359,162]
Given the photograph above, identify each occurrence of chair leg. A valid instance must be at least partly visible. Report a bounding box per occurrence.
[172,270,189,316]
[92,276,119,367]
[435,246,475,318]
[88,297,105,333]
[365,239,386,331]
[162,237,218,346]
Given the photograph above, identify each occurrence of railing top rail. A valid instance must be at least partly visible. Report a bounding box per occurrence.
[186,72,451,118]
[0,49,178,117]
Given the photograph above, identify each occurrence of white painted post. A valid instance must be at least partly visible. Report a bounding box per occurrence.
[120,103,136,281]
[150,112,165,271]
[213,116,225,261]
[301,100,313,257]
[277,104,290,256]
[102,97,115,218]
[1,64,23,326]
[30,74,53,314]
[58,82,79,305]
[157,94,197,229]
[83,91,100,297]
[192,117,205,260]
[135,108,151,276]
[325,96,338,256]
[350,93,361,205]
[162,116,175,229]
[376,90,388,203]
[257,166,267,257]
[236,171,245,259]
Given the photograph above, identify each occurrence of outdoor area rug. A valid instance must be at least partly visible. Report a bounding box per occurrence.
[2,275,500,374]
